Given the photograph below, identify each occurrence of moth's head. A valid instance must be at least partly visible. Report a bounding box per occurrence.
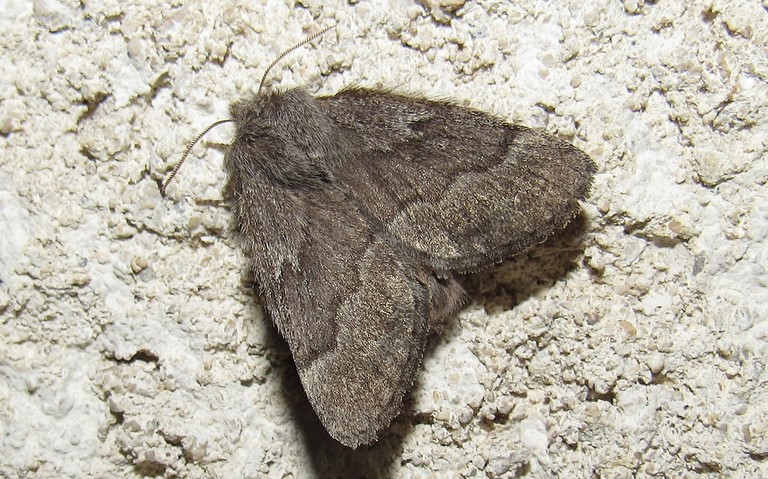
[229,95,268,130]
[228,88,322,143]
[226,88,336,188]
[228,92,285,143]
[226,93,288,177]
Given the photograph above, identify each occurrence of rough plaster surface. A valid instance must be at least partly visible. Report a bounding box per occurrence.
[1,0,767,477]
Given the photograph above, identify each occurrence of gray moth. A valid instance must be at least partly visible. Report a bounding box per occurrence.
[164,39,596,449]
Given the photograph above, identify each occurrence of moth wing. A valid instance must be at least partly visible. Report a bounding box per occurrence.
[235,178,437,448]
[321,89,596,273]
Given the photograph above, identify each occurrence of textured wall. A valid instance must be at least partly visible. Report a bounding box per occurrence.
[1,0,766,477]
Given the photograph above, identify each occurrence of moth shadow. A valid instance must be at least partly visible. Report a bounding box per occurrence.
[257,213,590,477]
[459,212,592,310]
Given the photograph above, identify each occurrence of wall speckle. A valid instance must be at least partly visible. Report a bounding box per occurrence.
[1,0,766,477]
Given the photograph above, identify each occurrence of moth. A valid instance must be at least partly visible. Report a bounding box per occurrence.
[162,31,596,448]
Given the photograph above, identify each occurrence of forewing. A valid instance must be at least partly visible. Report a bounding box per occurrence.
[229,170,433,448]
[320,89,596,273]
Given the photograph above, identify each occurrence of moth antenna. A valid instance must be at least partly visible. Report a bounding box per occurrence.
[160,119,234,196]
[257,25,336,94]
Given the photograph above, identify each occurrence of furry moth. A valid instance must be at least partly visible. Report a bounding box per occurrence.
[162,31,596,449]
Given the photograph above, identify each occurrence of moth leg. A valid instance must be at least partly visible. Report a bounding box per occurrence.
[422,274,466,331]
